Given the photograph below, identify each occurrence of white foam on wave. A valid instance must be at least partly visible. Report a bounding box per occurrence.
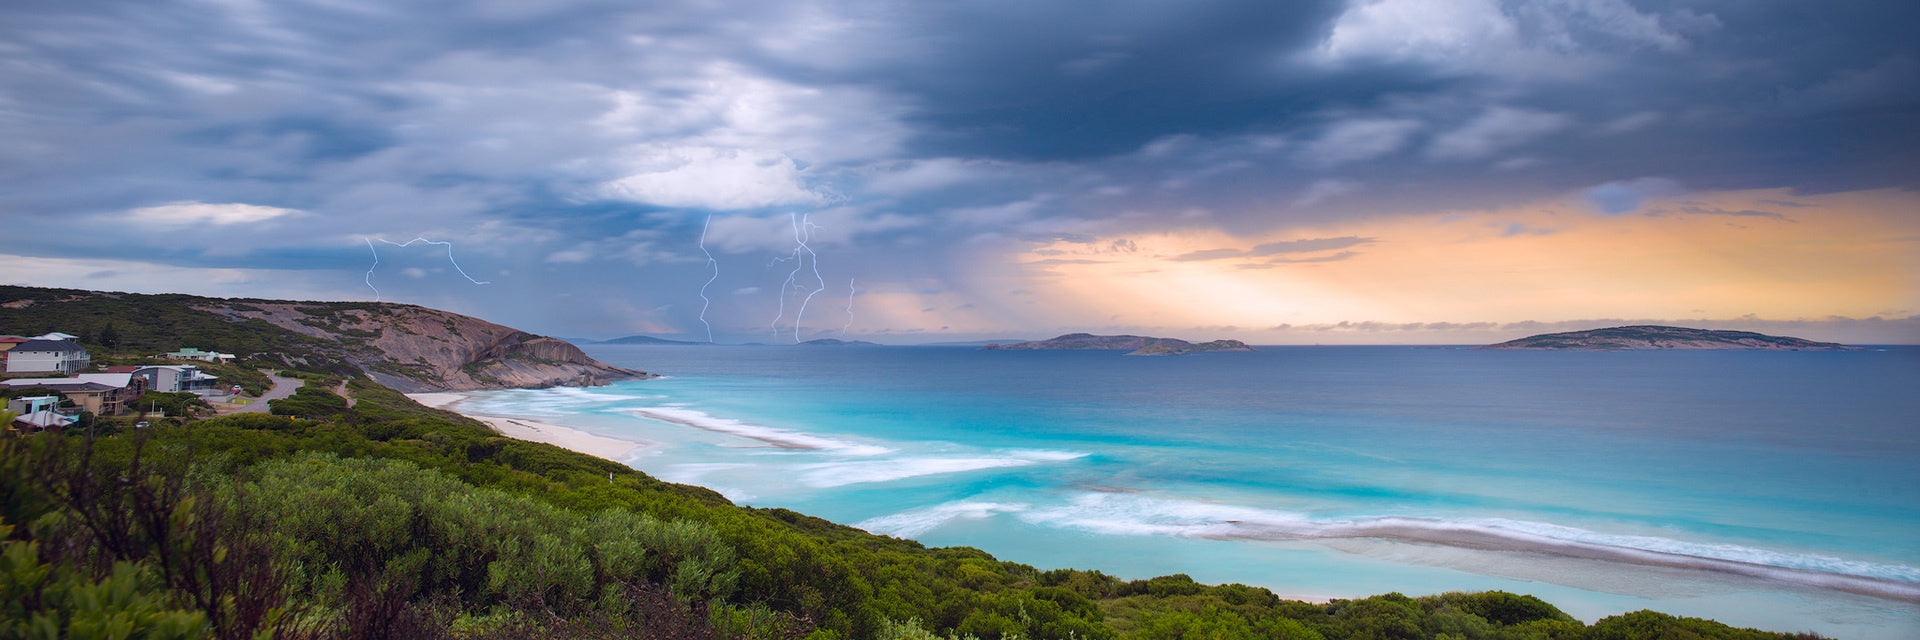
[857,500,1032,538]
[466,386,652,417]
[622,407,892,456]
[1460,518,1920,584]
[1016,492,1920,602]
[796,450,1089,488]
[548,386,648,403]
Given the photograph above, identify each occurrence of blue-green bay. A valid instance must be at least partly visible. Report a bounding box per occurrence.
[454,345,1920,639]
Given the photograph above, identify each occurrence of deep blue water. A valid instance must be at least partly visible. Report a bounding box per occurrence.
[455,345,1920,638]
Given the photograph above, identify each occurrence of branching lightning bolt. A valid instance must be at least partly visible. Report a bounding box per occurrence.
[696,215,718,343]
[362,236,491,302]
[791,214,828,344]
[768,213,828,343]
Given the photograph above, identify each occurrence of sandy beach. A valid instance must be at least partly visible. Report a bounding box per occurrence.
[409,392,651,462]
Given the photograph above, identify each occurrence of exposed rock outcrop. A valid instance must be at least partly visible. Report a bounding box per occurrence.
[207,302,648,392]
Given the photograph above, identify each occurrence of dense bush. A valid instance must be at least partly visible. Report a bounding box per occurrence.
[268,386,349,418]
[133,391,204,418]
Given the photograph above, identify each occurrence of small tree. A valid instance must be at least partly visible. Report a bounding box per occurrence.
[98,322,121,350]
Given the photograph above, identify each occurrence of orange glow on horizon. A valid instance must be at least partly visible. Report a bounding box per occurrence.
[964,188,1918,334]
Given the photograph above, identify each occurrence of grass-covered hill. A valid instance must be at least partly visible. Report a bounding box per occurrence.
[0,285,642,390]
[2,382,1826,639]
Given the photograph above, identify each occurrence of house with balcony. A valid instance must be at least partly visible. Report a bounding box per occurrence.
[4,339,90,375]
[0,373,141,415]
[122,364,220,393]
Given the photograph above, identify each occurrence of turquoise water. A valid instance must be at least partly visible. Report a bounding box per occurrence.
[455,345,1920,638]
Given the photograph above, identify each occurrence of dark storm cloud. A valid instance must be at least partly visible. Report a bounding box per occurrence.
[837,1,1357,160]
[1,0,1913,338]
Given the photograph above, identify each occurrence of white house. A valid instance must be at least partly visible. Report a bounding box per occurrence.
[131,365,219,393]
[163,347,235,363]
[4,339,91,374]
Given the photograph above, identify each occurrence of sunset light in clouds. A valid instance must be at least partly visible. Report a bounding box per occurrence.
[953,187,1919,343]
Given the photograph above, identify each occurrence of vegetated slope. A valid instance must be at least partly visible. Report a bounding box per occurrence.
[211,301,642,391]
[0,284,644,391]
[0,383,1828,640]
[982,333,1254,356]
[1479,325,1856,350]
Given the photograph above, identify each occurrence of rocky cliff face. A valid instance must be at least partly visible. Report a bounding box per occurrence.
[205,301,648,392]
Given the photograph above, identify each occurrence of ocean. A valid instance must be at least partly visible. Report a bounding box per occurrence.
[451,345,1920,639]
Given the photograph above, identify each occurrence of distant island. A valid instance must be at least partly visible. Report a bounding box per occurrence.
[598,334,703,345]
[800,338,880,346]
[1480,325,1857,351]
[982,333,1254,356]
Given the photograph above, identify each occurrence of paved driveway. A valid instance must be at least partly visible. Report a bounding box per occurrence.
[222,371,302,414]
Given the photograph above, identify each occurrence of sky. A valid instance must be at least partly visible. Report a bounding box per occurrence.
[3,0,1916,344]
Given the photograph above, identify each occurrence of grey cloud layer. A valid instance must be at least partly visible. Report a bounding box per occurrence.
[1,0,1912,337]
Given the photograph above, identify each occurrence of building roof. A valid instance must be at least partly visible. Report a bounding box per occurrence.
[13,339,86,353]
[0,380,115,393]
[132,365,217,380]
[134,364,197,372]
[76,373,134,387]
[14,410,77,428]
[0,373,134,391]
[32,332,79,341]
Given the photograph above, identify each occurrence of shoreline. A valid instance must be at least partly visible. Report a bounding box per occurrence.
[409,392,654,462]
[421,389,1340,604]
[411,390,1920,606]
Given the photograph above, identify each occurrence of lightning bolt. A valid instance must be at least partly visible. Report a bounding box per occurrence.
[362,236,491,302]
[697,215,718,343]
[364,238,383,301]
[842,278,857,334]
[768,213,828,343]
[791,213,828,344]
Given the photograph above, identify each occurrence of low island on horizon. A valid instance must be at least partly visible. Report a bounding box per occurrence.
[1479,325,1857,351]
[982,333,1255,356]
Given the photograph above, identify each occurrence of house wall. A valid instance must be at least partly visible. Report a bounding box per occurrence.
[4,349,90,374]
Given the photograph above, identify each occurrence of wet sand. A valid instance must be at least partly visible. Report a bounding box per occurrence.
[409,392,652,462]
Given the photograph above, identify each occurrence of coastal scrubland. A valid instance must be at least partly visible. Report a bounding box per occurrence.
[1,380,1825,640]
